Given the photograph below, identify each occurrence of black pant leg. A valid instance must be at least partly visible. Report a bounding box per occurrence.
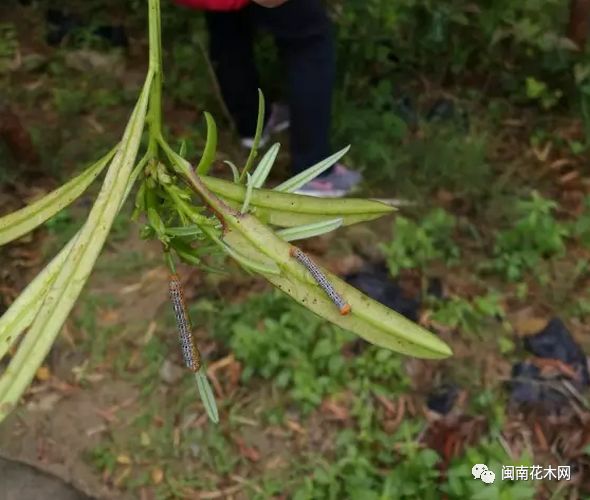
[252,0,336,174]
[279,30,335,174]
[205,10,261,138]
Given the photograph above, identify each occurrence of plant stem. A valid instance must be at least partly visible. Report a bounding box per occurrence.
[148,0,163,157]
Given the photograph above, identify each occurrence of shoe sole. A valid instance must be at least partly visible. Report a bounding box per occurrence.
[269,120,290,134]
[240,119,290,150]
[240,135,270,149]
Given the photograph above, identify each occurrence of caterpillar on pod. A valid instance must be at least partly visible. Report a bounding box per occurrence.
[167,272,219,424]
[289,247,351,316]
[168,274,201,372]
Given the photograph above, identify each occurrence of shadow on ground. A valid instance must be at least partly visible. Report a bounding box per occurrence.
[0,456,91,500]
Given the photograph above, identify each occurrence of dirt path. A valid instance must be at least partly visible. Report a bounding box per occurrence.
[0,378,140,499]
[0,457,91,500]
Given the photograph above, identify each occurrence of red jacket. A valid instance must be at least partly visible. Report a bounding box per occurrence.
[172,0,249,10]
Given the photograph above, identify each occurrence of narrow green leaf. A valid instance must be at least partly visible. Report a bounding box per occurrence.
[178,140,187,158]
[133,180,147,219]
[251,143,280,189]
[195,111,217,175]
[240,89,265,182]
[241,173,254,214]
[147,207,166,236]
[224,160,240,183]
[174,248,201,265]
[196,220,280,275]
[220,239,280,275]
[165,225,203,237]
[273,145,350,193]
[0,146,116,246]
[165,251,176,274]
[276,218,343,242]
[194,368,219,424]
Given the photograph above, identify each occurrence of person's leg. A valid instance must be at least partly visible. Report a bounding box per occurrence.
[204,10,265,138]
[251,0,335,174]
[280,32,335,174]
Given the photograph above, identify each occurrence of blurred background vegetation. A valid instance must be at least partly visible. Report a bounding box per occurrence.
[1,0,590,498]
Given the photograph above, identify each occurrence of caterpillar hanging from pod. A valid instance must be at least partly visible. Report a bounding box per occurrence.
[168,273,202,372]
[289,247,351,316]
[168,272,219,423]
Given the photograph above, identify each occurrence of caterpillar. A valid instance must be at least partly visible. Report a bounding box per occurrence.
[168,274,202,372]
[289,247,351,315]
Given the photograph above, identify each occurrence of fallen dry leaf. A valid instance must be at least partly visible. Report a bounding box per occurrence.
[141,432,151,447]
[35,366,51,382]
[549,158,575,171]
[510,309,549,337]
[530,357,580,381]
[285,419,306,435]
[151,467,164,485]
[559,170,581,187]
[116,454,132,465]
[27,392,62,412]
[375,394,397,417]
[114,466,131,488]
[321,398,349,421]
[233,436,261,462]
[99,307,120,324]
[264,455,287,471]
[531,141,552,162]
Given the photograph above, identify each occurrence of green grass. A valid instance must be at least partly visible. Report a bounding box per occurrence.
[486,191,569,281]
[380,208,460,278]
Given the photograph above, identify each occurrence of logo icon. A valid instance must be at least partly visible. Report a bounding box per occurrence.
[472,464,496,484]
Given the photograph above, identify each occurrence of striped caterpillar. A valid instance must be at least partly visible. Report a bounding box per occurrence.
[168,274,201,372]
[289,247,351,315]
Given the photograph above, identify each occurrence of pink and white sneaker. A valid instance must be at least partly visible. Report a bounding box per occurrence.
[294,164,362,198]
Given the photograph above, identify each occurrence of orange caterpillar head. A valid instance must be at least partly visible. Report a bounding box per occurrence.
[340,303,351,316]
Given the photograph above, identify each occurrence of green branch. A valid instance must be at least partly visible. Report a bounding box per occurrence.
[148,0,163,157]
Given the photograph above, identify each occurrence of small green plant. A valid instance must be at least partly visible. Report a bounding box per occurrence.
[489,191,568,281]
[53,86,88,117]
[215,292,350,410]
[293,419,535,499]
[0,22,17,74]
[380,208,460,277]
[88,442,118,476]
[570,195,590,247]
[430,292,504,336]
[208,291,410,412]
[388,123,491,198]
[74,292,119,365]
[44,207,76,235]
[442,440,536,499]
[525,76,563,109]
